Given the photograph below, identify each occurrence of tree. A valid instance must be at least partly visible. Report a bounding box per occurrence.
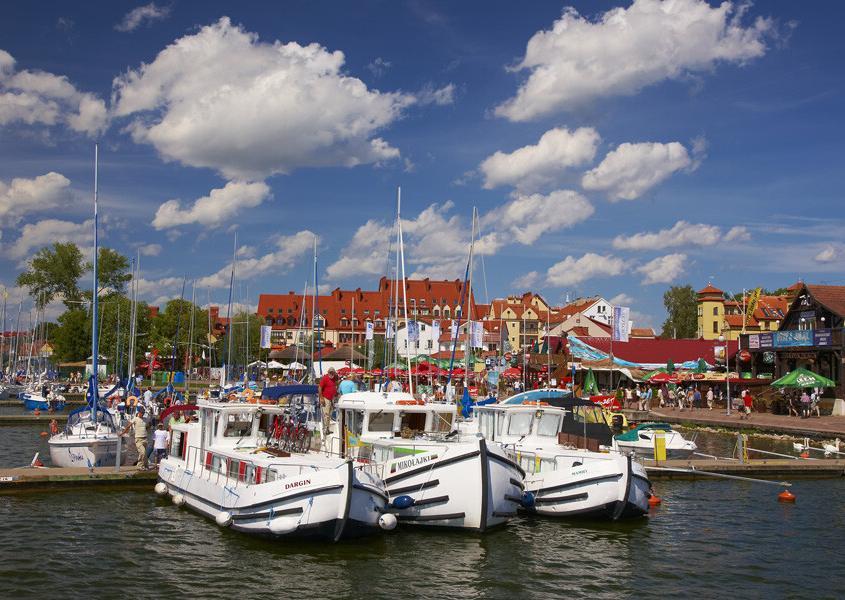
[16,242,85,309]
[90,247,132,295]
[52,308,90,362]
[148,299,209,372]
[661,284,698,339]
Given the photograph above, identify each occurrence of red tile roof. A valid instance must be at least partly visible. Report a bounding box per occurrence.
[807,284,845,317]
[697,283,724,296]
[581,337,738,363]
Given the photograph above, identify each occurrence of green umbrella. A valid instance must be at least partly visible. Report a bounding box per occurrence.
[583,368,598,395]
[695,358,708,374]
[771,368,835,388]
[666,359,675,373]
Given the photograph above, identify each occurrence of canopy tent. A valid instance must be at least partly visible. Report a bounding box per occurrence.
[771,368,835,388]
[247,360,267,368]
[647,371,680,384]
[568,336,711,371]
[267,360,286,369]
[285,361,307,370]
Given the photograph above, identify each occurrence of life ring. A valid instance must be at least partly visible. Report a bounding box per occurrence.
[127,395,139,407]
[258,398,276,405]
[244,389,256,403]
[522,400,550,406]
[396,399,425,406]
[164,396,173,407]
[227,393,238,402]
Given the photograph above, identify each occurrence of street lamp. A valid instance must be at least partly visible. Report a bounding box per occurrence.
[719,334,730,416]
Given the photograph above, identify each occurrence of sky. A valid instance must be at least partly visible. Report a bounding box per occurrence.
[1,0,843,331]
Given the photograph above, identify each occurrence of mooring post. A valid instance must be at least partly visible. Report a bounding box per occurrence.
[115,434,122,473]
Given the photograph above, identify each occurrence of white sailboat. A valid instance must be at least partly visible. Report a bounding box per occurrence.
[49,145,124,468]
[156,398,396,540]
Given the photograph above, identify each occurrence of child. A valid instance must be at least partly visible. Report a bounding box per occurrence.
[152,423,169,466]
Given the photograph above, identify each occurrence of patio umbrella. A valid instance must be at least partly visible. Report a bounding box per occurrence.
[771,368,835,388]
[583,368,598,395]
[648,371,679,384]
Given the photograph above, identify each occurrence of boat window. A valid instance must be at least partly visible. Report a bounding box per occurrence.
[265,468,279,483]
[572,406,606,425]
[368,411,395,433]
[224,412,254,437]
[227,459,240,480]
[211,454,227,474]
[169,431,184,457]
[480,411,495,440]
[243,463,258,484]
[345,410,364,437]
[496,412,505,436]
[433,411,453,433]
[535,413,561,437]
[399,411,426,437]
[507,412,533,436]
[257,413,275,436]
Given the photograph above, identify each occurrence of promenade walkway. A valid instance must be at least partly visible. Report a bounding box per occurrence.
[647,406,845,438]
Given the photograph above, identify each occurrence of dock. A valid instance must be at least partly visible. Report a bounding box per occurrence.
[625,407,845,439]
[0,466,157,493]
[0,414,69,425]
[645,458,845,480]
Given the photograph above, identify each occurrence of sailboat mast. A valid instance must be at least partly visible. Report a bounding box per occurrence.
[91,143,100,421]
[225,234,236,383]
[397,187,413,395]
[187,280,195,391]
[465,208,477,382]
[126,252,139,382]
[0,288,6,378]
[312,235,321,381]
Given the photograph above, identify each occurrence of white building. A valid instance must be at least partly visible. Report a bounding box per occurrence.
[394,319,440,358]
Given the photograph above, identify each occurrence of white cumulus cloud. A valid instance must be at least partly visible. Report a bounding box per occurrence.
[613,220,721,250]
[487,190,594,245]
[115,3,171,32]
[417,83,456,106]
[582,141,694,201]
[546,253,627,287]
[196,230,315,288]
[5,218,93,260]
[0,172,71,225]
[480,127,600,191]
[637,253,687,285]
[495,0,775,121]
[0,49,107,136]
[138,243,162,256]
[814,245,839,264]
[111,18,415,180]
[724,225,751,242]
[512,271,540,290]
[152,181,271,230]
[608,293,634,307]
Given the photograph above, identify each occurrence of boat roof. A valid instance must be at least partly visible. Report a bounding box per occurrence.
[195,401,287,414]
[501,388,573,404]
[337,391,456,413]
[260,384,318,400]
[615,422,673,441]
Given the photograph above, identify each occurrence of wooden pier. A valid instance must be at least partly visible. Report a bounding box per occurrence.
[0,466,157,493]
[645,458,845,480]
[0,414,69,425]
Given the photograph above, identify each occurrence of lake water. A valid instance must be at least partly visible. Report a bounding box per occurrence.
[1,422,843,598]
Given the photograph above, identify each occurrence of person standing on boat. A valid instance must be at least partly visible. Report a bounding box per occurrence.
[339,375,357,395]
[319,368,338,433]
[121,406,149,468]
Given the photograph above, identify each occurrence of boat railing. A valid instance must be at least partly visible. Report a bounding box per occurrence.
[501,445,595,475]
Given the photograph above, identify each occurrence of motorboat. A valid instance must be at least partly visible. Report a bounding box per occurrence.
[49,403,124,467]
[613,422,697,460]
[20,386,67,411]
[156,393,395,541]
[329,391,526,531]
[474,393,651,520]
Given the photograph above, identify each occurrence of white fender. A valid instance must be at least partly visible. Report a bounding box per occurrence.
[215,512,233,527]
[172,493,186,507]
[269,517,299,536]
[378,513,398,531]
[154,482,167,496]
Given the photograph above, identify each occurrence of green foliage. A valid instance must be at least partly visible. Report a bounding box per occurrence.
[90,247,132,295]
[661,284,698,339]
[97,293,151,375]
[52,308,90,362]
[148,298,209,371]
[16,242,86,309]
[223,312,263,368]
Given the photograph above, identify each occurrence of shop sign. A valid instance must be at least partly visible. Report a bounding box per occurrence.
[814,329,832,346]
[759,333,774,348]
[748,335,760,349]
[782,351,816,360]
[773,330,813,348]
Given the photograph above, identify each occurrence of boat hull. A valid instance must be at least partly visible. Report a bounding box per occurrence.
[48,435,120,468]
[22,394,66,412]
[157,458,387,542]
[614,443,696,460]
[524,453,649,520]
[383,438,524,531]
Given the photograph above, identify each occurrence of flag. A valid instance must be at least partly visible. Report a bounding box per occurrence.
[612,306,630,342]
[386,320,394,338]
[471,321,484,349]
[744,287,762,328]
[259,325,272,349]
[407,320,420,342]
[432,319,441,341]
[450,322,458,339]
[201,349,206,361]
[365,321,374,341]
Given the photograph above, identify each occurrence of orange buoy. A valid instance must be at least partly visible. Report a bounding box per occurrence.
[40,431,49,437]
[799,451,810,459]
[778,490,796,503]
[648,495,662,507]
[33,409,41,416]
[33,458,44,467]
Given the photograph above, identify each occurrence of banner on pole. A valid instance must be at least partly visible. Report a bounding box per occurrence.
[432,319,441,342]
[365,321,374,341]
[407,320,420,342]
[259,325,272,349]
[471,321,484,349]
[386,320,394,338]
[612,306,630,342]
[450,322,458,339]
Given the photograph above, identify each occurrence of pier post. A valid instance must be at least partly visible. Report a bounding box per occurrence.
[115,435,122,472]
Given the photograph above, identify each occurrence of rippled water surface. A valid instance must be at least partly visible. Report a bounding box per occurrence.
[1,423,843,599]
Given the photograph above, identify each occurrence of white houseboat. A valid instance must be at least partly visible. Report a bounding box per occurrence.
[156,394,395,541]
[329,391,527,531]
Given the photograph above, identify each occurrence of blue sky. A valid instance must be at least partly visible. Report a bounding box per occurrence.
[1,0,843,330]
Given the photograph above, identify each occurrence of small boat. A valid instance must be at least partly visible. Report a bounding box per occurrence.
[49,404,123,467]
[613,422,697,460]
[474,394,651,520]
[21,389,66,412]
[330,391,526,531]
[156,393,394,541]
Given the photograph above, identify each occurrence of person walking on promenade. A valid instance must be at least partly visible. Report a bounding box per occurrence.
[741,389,754,420]
[693,387,702,411]
[121,406,148,468]
[706,386,714,410]
[800,389,811,419]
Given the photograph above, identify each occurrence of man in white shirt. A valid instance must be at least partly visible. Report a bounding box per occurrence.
[152,423,169,466]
